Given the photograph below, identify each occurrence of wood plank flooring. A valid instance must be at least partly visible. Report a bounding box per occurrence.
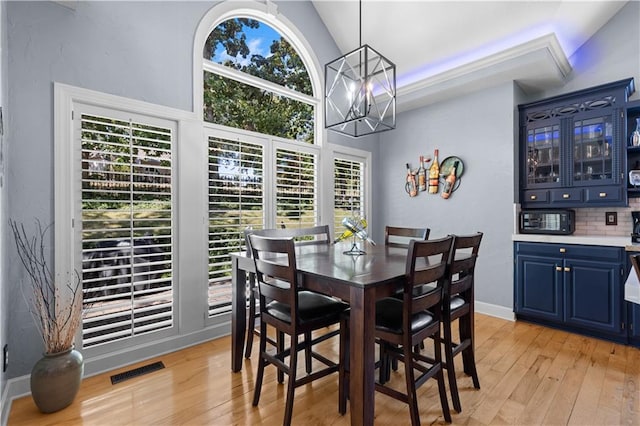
[8,314,640,425]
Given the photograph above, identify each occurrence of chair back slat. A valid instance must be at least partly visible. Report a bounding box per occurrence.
[250,235,298,311]
[385,226,430,248]
[447,232,483,298]
[404,236,453,315]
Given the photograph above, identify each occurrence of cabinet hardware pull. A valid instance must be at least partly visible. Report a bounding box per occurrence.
[530,195,537,200]
[599,192,607,198]
[555,266,562,272]
[559,248,566,253]
[564,267,570,272]
[563,194,570,199]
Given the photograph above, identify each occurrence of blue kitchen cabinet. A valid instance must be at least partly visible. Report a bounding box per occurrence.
[514,242,626,342]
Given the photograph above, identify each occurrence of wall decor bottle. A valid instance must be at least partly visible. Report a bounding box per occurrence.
[631,117,640,147]
[406,163,417,197]
[441,160,459,199]
[428,149,440,194]
[417,155,427,191]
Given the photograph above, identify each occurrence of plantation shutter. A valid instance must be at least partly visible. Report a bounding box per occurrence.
[333,157,364,240]
[208,136,264,315]
[80,113,174,348]
[275,148,317,228]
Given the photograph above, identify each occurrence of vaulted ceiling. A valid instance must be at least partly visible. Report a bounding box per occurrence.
[312,1,628,111]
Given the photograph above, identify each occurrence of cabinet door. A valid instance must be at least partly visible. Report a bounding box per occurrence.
[515,255,563,321]
[524,121,561,188]
[571,109,622,189]
[564,259,623,335]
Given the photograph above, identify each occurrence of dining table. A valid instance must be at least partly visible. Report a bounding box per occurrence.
[230,242,410,426]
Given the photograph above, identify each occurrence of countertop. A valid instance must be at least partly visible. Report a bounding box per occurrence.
[512,233,637,249]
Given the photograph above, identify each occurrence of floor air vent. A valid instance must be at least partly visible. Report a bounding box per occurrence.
[110,361,165,385]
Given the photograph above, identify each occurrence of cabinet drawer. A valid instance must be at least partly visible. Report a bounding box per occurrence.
[585,186,623,204]
[515,242,565,257]
[550,188,583,203]
[515,242,624,262]
[562,244,623,262]
[522,189,549,204]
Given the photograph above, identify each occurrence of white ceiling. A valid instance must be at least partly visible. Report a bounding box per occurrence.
[311,0,628,111]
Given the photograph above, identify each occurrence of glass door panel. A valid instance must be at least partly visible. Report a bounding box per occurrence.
[526,124,560,185]
[573,116,613,183]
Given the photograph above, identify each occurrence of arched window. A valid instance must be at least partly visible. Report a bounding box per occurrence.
[202,18,315,142]
[195,3,325,317]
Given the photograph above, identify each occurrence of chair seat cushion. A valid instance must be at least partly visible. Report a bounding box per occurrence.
[375,297,435,335]
[266,291,348,325]
[450,296,465,311]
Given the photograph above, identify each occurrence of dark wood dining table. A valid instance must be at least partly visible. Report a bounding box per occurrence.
[230,242,409,426]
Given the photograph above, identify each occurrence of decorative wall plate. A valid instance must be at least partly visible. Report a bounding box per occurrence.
[440,156,464,178]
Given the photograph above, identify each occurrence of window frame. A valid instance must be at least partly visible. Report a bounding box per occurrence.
[328,143,373,236]
[193,2,326,145]
[54,83,202,356]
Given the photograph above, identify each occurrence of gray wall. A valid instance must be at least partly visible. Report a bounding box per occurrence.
[543,0,640,101]
[377,82,518,309]
[0,0,7,412]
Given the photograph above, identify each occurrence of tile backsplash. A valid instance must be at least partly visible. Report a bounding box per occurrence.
[574,197,640,237]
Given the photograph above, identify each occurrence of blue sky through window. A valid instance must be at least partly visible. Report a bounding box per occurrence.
[214,19,281,67]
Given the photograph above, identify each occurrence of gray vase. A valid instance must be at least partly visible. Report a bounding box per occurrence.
[30,347,84,413]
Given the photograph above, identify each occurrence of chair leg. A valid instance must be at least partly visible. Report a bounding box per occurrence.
[252,321,268,406]
[443,318,462,413]
[403,343,420,426]
[305,331,312,373]
[379,342,388,384]
[277,331,285,384]
[434,333,452,423]
[283,335,298,426]
[338,317,349,415]
[460,315,480,389]
[245,283,256,359]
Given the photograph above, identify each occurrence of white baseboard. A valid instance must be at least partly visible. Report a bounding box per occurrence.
[1,374,29,426]
[475,300,515,321]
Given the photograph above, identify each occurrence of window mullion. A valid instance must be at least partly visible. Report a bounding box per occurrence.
[203,60,317,107]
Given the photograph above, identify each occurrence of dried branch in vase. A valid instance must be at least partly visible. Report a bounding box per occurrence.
[9,219,83,354]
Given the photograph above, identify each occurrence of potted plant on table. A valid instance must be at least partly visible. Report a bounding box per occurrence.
[10,219,84,413]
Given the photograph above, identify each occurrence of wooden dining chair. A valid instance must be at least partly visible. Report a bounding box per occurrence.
[385,225,430,372]
[249,235,348,426]
[384,226,430,248]
[243,225,331,359]
[339,236,454,425]
[441,232,483,413]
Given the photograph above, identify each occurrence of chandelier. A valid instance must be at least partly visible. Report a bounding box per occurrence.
[324,0,396,137]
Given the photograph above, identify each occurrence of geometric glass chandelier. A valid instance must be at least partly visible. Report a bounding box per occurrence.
[324,1,396,137]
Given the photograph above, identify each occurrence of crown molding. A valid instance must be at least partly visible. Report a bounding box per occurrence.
[395,33,572,113]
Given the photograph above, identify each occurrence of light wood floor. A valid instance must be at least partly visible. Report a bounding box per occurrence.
[8,314,640,425]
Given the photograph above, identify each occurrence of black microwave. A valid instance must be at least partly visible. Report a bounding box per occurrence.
[519,209,575,235]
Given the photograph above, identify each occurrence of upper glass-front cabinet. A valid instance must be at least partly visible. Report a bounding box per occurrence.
[572,115,614,184]
[526,123,560,186]
[519,78,634,208]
